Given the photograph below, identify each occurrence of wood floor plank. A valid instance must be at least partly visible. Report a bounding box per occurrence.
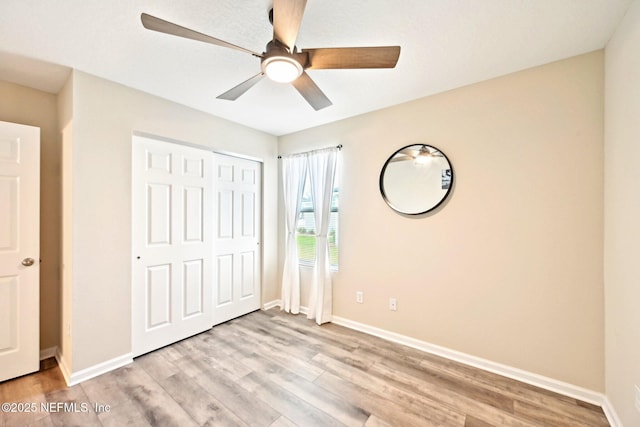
[234,345,369,427]
[0,363,65,427]
[135,349,180,381]
[112,364,199,427]
[178,331,253,381]
[419,357,608,425]
[367,360,539,427]
[315,370,465,426]
[239,371,345,426]
[269,314,361,351]
[22,415,54,427]
[80,367,134,410]
[464,415,496,427]
[514,399,609,427]
[95,399,152,427]
[312,353,538,427]
[363,414,394,427]
[187,355,281,426]
[158,371,248,427]
[264,369,370,427]
[370,355,514,411]
[225,316,317,353]
[0,310,611,426]
[45,384,103,427]
[215,324,325,382]
[269,415,297,427]
[227,318,323,361]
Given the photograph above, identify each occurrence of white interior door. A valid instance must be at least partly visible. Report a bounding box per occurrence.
[213,154,262,325]
[132,135,213,357]
[0,121,40,382]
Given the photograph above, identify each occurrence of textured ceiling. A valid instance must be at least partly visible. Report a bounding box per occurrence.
[0,0,633,136]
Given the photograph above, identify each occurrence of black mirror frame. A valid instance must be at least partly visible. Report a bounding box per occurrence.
[379,144,454,215]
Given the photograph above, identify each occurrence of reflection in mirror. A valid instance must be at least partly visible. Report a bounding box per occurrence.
[379,144,453,215]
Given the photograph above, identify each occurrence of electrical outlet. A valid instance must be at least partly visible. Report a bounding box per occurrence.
[635,385,640,413]
[389,298,397,311]
[356,291,364,304]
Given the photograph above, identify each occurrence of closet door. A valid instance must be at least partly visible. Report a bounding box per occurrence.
[213,153,262,325]
[132,135,213,357]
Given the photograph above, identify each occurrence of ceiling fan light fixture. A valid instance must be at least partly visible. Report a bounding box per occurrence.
[415,145,432,165]
[262,55,303,83]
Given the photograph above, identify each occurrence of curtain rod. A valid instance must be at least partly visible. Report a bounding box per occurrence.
[277,144,342,159]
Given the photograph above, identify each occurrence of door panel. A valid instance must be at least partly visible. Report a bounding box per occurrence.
[0,277,18,351]
[0,121,40,382]
[242,192,255,236]
[240,251,255,298]
[212,154,262,325]
[217,190,233,238]
[132,135,213,357]
[147,263,172,329]
[183,259,203,317]
[147,184,172,245]
[0,177,18,250]
[184,187,203,242]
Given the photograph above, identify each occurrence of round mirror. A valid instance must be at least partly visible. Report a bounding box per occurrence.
[379,144,453,215]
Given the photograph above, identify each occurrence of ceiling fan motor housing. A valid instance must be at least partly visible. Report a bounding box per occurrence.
[261,40,305,83]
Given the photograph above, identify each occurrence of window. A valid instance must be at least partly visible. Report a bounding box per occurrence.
[296,171,339,268]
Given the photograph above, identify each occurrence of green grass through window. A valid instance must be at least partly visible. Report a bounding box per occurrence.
[297,234,339,267]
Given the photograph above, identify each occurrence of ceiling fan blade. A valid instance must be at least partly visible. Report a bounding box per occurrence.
[399,148,420,157]
[216,73,265,101]
[141,13,261,57]
[291,71,332,110]
[303,46,401,69]
[273,0,307,51]
[389,155,413,163]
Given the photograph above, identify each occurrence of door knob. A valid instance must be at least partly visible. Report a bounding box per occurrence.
[22,258,35,267]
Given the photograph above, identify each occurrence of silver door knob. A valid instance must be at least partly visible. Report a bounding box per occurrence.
[22,258,35,267]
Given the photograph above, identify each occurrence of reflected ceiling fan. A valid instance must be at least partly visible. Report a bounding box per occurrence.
[141,0,400,110]
[390,145,444,163]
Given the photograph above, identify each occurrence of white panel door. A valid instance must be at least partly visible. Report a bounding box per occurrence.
[132,135,213,357]
[213,154,261,325]
[0,121,39,382]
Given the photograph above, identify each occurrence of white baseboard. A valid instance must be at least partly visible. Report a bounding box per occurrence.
[263,299,308,314]
[262,300,282,310]
[54,350,133,387]
[39,346,57,360]
[54,348,72,385]
[601,396,623,427]
[262,301,615,425]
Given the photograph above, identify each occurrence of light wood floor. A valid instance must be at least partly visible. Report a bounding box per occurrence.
[0,309,609,427]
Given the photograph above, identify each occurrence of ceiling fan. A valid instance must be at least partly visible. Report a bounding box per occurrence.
[141,0,400,110]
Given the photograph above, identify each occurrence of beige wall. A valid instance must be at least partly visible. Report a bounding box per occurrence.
[66,70,278,372]
[57,74,73,371]
[279,51,605,391]
[604,1,640,425]
[0,80,61,352]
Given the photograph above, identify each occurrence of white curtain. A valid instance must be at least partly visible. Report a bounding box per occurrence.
[306,147,338,325]
[281,154,308,314]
